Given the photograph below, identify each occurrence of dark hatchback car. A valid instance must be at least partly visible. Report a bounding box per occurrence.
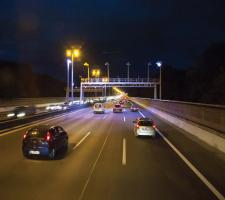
[22,125,68,159]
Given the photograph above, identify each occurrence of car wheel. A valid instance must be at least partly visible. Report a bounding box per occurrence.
[23,152,29,158]
[64,140,68,151]
[49,148,56,159]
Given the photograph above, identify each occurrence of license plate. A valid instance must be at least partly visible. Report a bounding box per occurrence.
[29,150,40,155]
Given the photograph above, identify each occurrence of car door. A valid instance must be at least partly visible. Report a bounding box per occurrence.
[56,126,67,148]
[50,127,60,150]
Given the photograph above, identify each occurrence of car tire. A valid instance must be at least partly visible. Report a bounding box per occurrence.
[64,141,68,151]
[23,152,29,158]
[49,148,56,159]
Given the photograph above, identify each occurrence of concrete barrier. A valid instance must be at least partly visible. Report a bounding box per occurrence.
[131,97,225,133]
[130,97,225,154]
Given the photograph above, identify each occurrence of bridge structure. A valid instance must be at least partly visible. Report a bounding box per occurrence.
[79,77,160,102]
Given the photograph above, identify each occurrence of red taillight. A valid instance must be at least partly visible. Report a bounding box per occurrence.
[46,132,52,141]
[23,134,27,139]
[153,125,156,129]
[136,124,140,129]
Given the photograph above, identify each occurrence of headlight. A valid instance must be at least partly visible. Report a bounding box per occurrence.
[17,112,26,118]
[7,113,15,118]
[46,106,50,110]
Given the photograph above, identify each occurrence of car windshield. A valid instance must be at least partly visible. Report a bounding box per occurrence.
[115,105,121,108]
[138,121,153,126]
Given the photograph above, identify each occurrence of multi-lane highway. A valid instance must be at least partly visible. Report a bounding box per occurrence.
[0,102,224,200]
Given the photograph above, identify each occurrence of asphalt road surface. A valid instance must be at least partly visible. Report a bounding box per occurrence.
[0,103,224,200]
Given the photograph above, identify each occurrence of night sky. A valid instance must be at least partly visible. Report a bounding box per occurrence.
[0,0,225,81]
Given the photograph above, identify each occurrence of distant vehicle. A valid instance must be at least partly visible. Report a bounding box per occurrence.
[113,104,123,113]
[7,106,36,118]
[133,117,156,137]
[46,104,62,111]
[22,125,68,159]
[62,102,70,110]
[119,100,124,105]
[130,105,139,112]
[93,103,105,114]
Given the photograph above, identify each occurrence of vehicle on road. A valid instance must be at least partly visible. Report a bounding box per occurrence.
[113,104,123,113]
[7,106,36,118]
[133,117,156,137]
[119,100,125,107]
[93,103,105,114]
[130,105,139,112]
[46,104,63,111]
[22,125,68,159]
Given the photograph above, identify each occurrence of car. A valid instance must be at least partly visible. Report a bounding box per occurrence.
[133,117,156,137]
[113,104,123,113]
[119,100,125,106]
[46,104,62,111]
[130,105,139,112]
[22,125,68,159]
[7,106,36,118]
[93,103,105,114]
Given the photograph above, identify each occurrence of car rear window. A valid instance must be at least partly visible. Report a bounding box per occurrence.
[115,105,121,108]
[138,121,153,126]
[95,104,102,108]
[27,129,47,138]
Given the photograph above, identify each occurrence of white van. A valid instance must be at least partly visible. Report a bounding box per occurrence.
[93,103,105,114]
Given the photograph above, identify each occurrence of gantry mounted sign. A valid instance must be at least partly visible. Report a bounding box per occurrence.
[79,78,159,101]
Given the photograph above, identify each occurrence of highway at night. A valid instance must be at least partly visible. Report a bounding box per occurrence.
[0,101,224,200]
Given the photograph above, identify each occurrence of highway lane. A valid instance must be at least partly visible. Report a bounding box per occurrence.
[0,104,224,200]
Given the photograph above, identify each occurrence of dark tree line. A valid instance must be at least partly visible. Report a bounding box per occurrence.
[161,42,225,105]
[0,61,65,98]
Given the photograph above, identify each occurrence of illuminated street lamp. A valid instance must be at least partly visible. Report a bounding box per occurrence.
[66,48,81,102]
[156,61,162,99]
[92,69,100,78]
[84,62,90,82]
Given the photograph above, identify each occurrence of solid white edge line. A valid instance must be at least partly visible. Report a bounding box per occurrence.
[122,138,126,165]
[123,116,126,122]
[73,131,92,150]
[0,108,89,137]
[139,112,225,200]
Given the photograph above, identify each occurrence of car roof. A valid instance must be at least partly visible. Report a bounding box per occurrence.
[138,117,152,121]
[28,124,54,132]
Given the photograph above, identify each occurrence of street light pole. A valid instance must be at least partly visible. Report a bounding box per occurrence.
[105,62,110,80]
[71,55,74,102]
[84,62,90,82]
[156,61,162,99]
[126,62,131,81]
[66,48,81,103]
[147,62,151,82]
[66,59,71,102]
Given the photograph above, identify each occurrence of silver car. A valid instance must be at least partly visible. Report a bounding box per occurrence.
[133,118,156,137]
